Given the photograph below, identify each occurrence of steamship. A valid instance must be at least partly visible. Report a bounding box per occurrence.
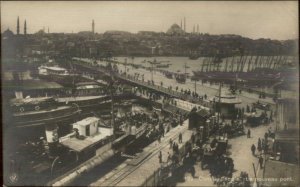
[10,97,81,128]
[38,65,81,86]
[175,73,186,83]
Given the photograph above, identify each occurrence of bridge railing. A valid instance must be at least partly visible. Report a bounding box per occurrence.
[74,61,213,108]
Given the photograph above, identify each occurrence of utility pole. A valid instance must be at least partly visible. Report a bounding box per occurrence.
[217,83,221,124]
[252,163,258,187]
[109,63,116,138]
[124,58,127,75]
[151,62,154,82]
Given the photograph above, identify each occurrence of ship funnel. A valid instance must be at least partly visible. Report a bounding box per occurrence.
[15,91,23,99]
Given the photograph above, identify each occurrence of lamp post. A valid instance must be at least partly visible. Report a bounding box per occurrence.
[124,58,127,75]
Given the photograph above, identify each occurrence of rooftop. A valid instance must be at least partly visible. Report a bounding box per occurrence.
[43,66,67,71]
[73,116,99,127]
[60,126,113,152]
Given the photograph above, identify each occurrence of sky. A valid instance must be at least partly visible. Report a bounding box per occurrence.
[1,1,298,40]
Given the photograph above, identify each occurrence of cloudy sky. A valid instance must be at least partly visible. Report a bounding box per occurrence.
[1,1,298,40]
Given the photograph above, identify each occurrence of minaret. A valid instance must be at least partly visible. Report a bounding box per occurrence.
[48,27,49,34]
[92,19,95,34]
[184,17,186,32]
[17,16,20,35]
[193,25,195,33]
[24,20,27,35]
[180,20,182,29]
[197,24,199,33]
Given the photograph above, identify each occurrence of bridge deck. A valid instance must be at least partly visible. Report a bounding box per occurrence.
[73,60,213,109]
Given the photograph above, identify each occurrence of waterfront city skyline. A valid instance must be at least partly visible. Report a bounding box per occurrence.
[1,1,298,40]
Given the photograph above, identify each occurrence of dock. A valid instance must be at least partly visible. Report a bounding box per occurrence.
[90,120,193,186]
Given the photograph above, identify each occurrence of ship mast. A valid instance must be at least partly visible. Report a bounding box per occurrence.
[224,56,229,72]
[109,62,116,137]
[201,58,206,72]
[247,55,254,72]
[231,56,235,72]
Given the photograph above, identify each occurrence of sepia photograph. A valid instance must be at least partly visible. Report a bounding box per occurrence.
[1,1,299,186]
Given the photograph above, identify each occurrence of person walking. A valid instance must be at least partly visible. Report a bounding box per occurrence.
[167,152,171,163]
[258,138,262,148]
[169,138,173,149]
[161,126,165,137]
[158,151,162,163]
[259,155,264,169]
[247,129,251,138]
[179,132,183,144]
[264,132,268,141]
[258,138,262,153]
[191,133,195,145]
[191,166,195,178]
[173,142,176,152]
[251,144,256,156]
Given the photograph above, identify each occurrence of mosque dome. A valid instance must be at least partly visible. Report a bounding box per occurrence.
[166,24,185,35]
[2,28,14,38]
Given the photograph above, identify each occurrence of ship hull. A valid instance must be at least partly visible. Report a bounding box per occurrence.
[56,96,112,113]
[12,105,81,128]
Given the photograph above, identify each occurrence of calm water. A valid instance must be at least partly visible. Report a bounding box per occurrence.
[114,56,295,75]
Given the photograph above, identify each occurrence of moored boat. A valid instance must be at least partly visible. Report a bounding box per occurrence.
[10,97,81,128]
[175,74,186,83]
[56,95,112,113]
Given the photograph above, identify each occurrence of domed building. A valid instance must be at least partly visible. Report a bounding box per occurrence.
[2,28,15,39]
[166,23,185,35]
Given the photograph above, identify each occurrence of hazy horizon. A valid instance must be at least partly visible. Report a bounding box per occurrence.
[1,1,298,40]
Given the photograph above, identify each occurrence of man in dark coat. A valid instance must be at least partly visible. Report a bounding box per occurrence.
[158,151,162,163]
[247,129,251,138]
[191,133,195,144]
[251,144,256,156]
[257,138,262,152]
[179,132,183,143]
[259,155,264,169]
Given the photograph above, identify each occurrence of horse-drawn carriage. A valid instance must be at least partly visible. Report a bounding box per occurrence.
[244,111,268,126]
[199,137,234,177]
[252,101,271,111]
[219,123,245,138]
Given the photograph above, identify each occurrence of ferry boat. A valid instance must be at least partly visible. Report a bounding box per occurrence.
[56,95,112,113]
[148,58,161,65]
[38,65,69,76]
[156,64,171,68]
[189,54,199,60]
[164,71,173,79]
[38,65,80,86]
[175,74,186,83]
[10,97,81,128]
